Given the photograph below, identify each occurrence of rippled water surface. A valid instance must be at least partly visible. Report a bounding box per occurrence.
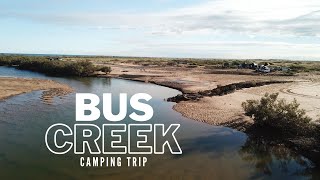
[0,66,315,180]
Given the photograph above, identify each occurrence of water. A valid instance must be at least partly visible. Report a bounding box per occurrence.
[0,66,316,179]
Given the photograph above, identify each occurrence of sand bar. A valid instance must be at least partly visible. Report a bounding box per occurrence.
[0,77,73,101]
[99,62,320,128]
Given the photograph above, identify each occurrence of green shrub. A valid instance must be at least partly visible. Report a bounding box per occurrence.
[242,93,313,136]
[289,64,307,72]
[231,60,241,66]
[98,66,112,74]
[309,65,320,72]
[0,56,100,77]
[223,62,230,68]
[284,71,296,76]
[187,65,198,68]
[166,61,176,66]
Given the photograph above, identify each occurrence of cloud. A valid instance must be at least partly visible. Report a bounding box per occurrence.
[1,0,319,37]
[100,40,320,60]
[0,0,319,59]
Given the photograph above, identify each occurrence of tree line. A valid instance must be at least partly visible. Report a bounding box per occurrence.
[0,56,111,77]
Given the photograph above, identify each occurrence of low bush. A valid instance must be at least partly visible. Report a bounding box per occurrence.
[223,62,230,68]
[166,61,176,66]
[187,65,198,68]
[98,66,112,74]
[289,64,307,72]
[231,60,241,66]
[242,93,314,136]
[309,65,320,72]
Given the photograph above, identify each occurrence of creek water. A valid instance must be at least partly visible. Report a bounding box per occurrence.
[0,66,315,180]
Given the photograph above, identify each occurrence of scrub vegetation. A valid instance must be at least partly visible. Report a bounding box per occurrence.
[62,56,320,75]
[242,93,320,165]
[0,55,111,77]
[242,93,317,137]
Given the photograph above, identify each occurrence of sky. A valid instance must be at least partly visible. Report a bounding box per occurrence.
[0,0,319,60]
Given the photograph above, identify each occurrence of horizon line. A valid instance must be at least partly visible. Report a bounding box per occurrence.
[1,52,319,62]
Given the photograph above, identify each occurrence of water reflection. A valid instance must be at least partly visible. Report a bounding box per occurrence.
[73,77,111,87]
[239,132,319,179]
[178,128,245,157]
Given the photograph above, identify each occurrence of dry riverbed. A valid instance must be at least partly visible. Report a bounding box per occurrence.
[98,62,320,129]
[0,77,73,102]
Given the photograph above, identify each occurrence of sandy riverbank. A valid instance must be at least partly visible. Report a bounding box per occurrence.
[98,62,320,128]
[174,82,320,130]
[0,77,73,102]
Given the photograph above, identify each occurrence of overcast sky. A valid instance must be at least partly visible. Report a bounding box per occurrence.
[0,0,319,60]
